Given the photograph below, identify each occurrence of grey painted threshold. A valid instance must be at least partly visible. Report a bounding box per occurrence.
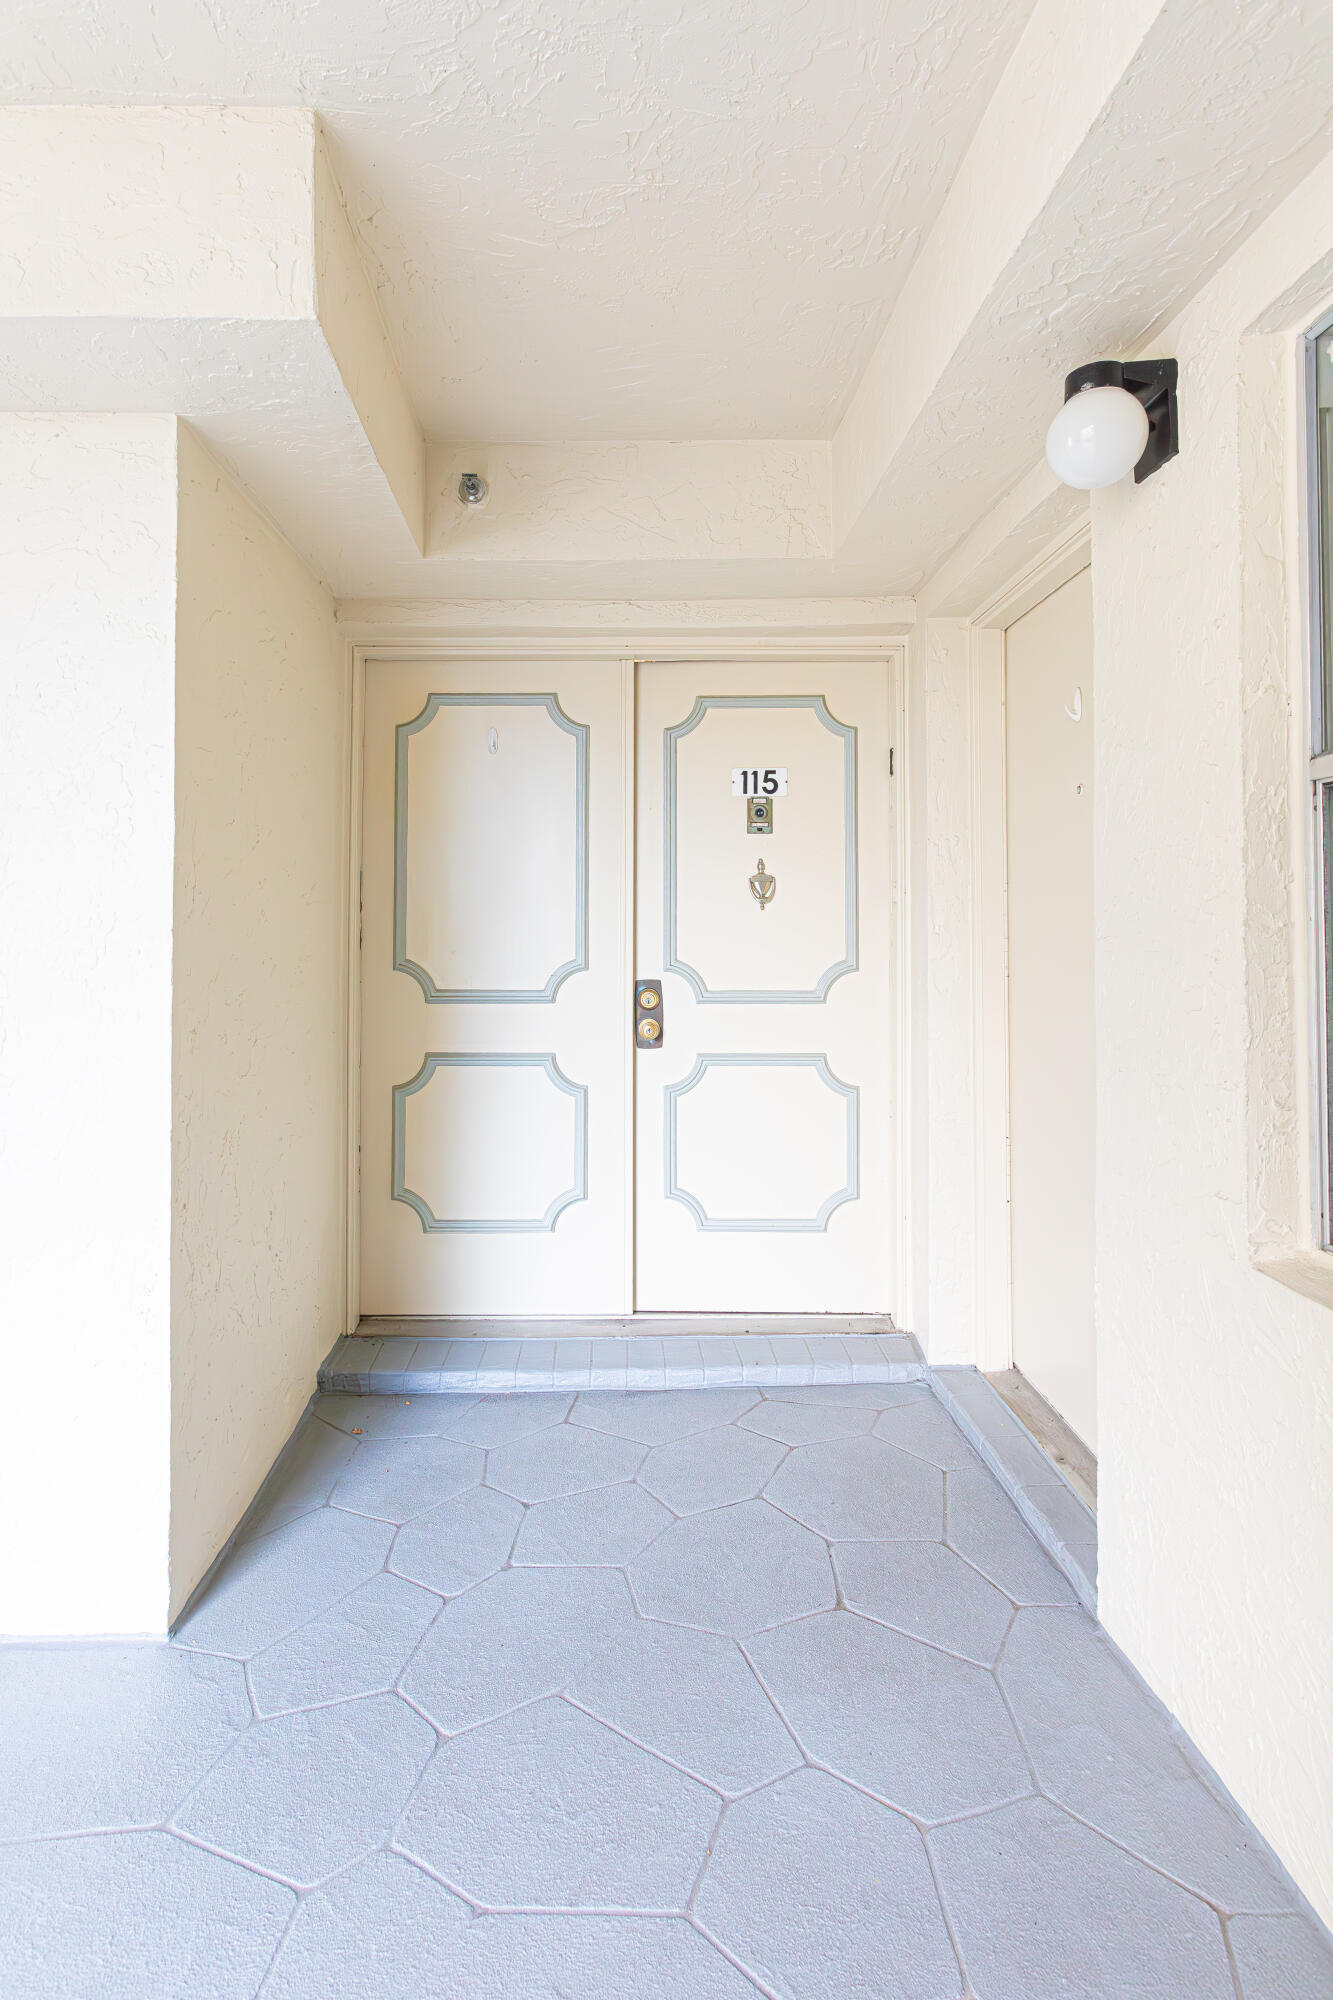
[316,1327,1097,1612]
[319,1324,921,1397]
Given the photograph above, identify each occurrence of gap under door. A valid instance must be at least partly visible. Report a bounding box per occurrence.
[359,655,895,1316]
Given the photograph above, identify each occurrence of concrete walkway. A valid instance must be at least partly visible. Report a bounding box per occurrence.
[2,1382,1328,1997]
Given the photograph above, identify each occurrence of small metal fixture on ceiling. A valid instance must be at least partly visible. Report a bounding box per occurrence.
[458,472,488,506]
[1046,359,1179,490]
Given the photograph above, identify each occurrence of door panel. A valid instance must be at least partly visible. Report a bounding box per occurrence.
[666,1055,858,1231]
[360,658,629,1315]
[667,698,855,1001]
[635,661,895,1312]
[396,693,586,1002]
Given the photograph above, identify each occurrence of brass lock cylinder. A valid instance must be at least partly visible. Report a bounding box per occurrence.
[634,979,664,1049]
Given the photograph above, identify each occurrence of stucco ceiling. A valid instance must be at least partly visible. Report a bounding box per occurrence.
[0,0,1034,442]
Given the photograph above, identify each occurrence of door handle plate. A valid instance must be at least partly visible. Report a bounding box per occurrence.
[635,979,664,1049]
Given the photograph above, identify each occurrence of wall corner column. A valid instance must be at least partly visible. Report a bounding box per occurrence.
[904,614,1010,1366]
[0,413,181,1634]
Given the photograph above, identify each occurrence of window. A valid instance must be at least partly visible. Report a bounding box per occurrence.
[1307,311,1333,1241]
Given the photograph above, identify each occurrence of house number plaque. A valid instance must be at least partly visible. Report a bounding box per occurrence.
[731,767,788,796]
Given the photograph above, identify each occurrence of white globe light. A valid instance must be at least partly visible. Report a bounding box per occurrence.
[1045,384,1150,490]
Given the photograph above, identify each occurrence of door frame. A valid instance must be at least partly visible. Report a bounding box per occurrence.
[963,522,1094,1373]
[342,633,908,1332]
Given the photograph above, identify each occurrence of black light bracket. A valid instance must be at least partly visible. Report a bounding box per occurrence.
[1063,358,1179,483]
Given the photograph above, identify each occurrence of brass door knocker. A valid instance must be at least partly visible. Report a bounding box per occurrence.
[749,857,776,911]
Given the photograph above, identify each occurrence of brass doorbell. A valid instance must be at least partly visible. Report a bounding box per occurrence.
[634,979,664,1049]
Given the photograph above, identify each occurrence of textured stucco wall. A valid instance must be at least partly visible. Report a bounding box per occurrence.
[900,614,1011,1370]
[0,414,348,1637]
[426,442,831,562]
[0,105,427,597]
[0,415,179,1633]
[312,132,426,553]
[1093,149,1333,1924]
[0,106,317,320]
[912,619,981,1359]
[171,426,348,1620]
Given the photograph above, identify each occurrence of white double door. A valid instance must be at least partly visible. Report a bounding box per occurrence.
[360,655,895,1316]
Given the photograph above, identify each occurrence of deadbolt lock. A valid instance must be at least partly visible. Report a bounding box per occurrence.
[634,979,664,1050]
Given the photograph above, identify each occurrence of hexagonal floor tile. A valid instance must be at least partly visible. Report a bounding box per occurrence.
[174,1507,395,1660]
[512,1482,673,1566]
[0,1830,293,2000]
[764,1435,943,1541]
[569,1622,800,1793]
[834,1541,1013,1665]
[630,1500,835,1637]
[873,1399,983,1473]
[429,1914,760,1998]
[998,1608,1297,1910]
[0,1644,249,1839]
[748,1610,1029,1819]
[761,1384,930,1411]
[487,1423,646,1503]
[931,1796,1235,1998]
[437,1392,575,1447]
[1229,1913,1333,1997]
[315,1394,481,1438]
[571,1388,759,1446]
[398,1697,717,1910]
[248,1572,441,1716]
[237,1417,358,1542]
[330,1436,485,1524]
[173,1692,435,1886]
[637,1426,787,1516]
[944,1467,1074,1604]
[389,1484,524,1598]
[737,1400,878,1445]
[400,1565,638,1731]
[262,1850,471,2000]
[696,1768,961,2000]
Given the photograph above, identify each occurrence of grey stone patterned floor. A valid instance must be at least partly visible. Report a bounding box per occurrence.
[3,1382,1330,1999]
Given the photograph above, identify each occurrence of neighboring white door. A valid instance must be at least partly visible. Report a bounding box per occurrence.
[633,660,895,1312]
[1005,569,1097,1449]
[359,657,631,1315]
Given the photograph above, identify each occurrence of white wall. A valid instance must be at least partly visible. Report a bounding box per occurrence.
[0,415,178,1633]
[0,106,427,597]
[900,614,1009,1367]
[1093,146,1333,1927]
[1006,569,1096,1449]
[171,427,348,1619]
[0,415,348,1636]
[909,619,981,1356]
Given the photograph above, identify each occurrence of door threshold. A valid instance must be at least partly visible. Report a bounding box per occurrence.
[321,1323,920,1395]
[355,1313,897,1338]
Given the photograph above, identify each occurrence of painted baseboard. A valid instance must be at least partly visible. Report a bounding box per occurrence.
[930,1365,1098,1612]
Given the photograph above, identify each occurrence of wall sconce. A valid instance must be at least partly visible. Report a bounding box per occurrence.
[1045,359,1179,489]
